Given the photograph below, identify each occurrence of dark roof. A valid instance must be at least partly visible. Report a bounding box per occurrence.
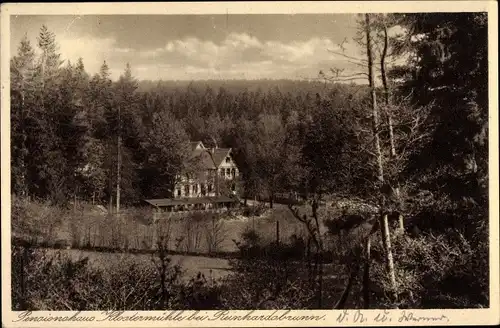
[210,148,232,167]
[191,149,216,170]
[186,141,236,170]
[145,196,237,207]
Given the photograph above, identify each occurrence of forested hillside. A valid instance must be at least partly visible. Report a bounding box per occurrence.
[10,25,372,205]
[10,13,488,213]
[10,12,490,310]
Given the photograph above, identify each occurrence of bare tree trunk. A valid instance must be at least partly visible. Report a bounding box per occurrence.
[276,219,280,245]
[380,19,404,234]
[366,14,384,183]
[366,13,398,305]
[152,220,158,250]
[109,194,113,214]
[312,198,324,308]
[380,19,390,109]
[363,237,371,308]
[19,91,28,198]
[116,105,121,215]
[73,189,77,213]
[334,261,359,309]
[380,213,398,304]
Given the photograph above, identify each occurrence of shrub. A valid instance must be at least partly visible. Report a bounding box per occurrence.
[369,228,489,309]
[11,244,224,310]
[241,204,267,217]
[11,195,68,246]
[220,229,328,309]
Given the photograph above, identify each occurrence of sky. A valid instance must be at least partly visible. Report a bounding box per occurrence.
[10,14,369,81]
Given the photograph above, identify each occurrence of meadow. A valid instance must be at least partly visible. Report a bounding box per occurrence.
[11,195,339,256]
[45,248,232,282]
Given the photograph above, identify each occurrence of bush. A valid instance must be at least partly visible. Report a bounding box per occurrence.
[369,228,489,309]
[220,229,336,309]
[11,244,224,310]
[11,195,68,246]
[241,204,267,217]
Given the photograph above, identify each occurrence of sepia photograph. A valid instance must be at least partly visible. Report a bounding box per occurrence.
[1,1,498,326]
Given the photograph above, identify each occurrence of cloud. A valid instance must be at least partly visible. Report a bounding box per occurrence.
[58,36,118,77]
[56,32,365,81]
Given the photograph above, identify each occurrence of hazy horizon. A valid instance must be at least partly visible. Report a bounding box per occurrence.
[11,14,368,82]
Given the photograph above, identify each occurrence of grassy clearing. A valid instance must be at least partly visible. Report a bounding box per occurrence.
[11,195,339,255]
[45,248,232,282]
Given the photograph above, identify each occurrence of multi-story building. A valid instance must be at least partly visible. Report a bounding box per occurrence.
[145,141,240,213]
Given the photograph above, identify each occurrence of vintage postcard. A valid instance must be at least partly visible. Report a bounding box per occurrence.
[1,1,499,327]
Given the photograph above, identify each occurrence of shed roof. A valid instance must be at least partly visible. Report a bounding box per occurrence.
[144,196,237,207]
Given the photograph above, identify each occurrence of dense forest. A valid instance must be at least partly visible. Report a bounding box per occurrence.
[10,12,490,309]
[11,14,488,209]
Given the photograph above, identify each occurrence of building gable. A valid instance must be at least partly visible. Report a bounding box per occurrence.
[190,141,205,151]
[210,148,234,168]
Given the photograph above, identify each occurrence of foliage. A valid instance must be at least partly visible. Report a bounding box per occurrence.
[11,244,223,311]
[221,230,316,309]
[10,14,491,310]
[369,228,489,309]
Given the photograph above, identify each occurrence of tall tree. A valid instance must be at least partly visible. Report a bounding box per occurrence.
[253,114,298,208]
[390,13,488,238]
[10,35,36,197]
[93,61,117,208]
[365,13,398,305]
[37,25,63,84]
[33,25,66,202]
[141,110,190,198]
[115,63,143,208]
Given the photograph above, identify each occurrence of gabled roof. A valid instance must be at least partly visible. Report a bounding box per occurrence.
[210,148,232,167]
[191,149,216,170]
[185,141,236,170]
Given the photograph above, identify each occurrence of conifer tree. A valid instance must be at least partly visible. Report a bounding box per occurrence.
[10,35,36,197]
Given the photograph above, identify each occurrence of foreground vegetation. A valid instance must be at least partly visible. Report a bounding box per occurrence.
[10,12,489,310]
[12,214,487,310]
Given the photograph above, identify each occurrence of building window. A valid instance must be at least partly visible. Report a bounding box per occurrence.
[193,184,198,194]
[226,168,231,177]
[201,184,206,196]
[220,169,224,176]
[231,168,236,178]
[208,184,213,192]
[184,185,190,197]
[226,156,230,163]
[176,189,181,197]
